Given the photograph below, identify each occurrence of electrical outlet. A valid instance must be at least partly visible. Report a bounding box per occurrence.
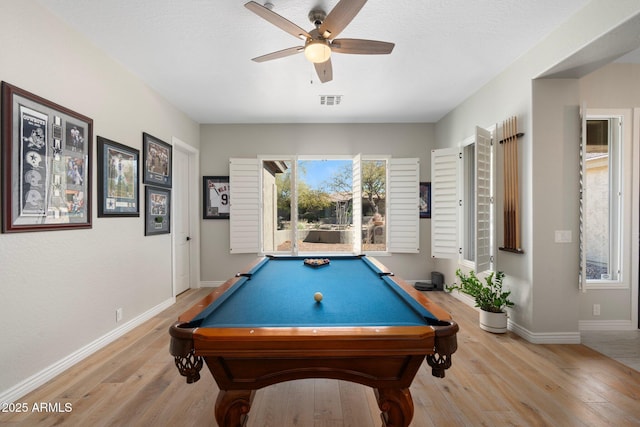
[593,304,600,316]
[116,307,123,322]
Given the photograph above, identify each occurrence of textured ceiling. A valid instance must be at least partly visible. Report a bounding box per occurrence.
[36,0,598,124]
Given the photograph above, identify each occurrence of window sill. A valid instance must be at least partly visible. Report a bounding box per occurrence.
[584,281,629,290]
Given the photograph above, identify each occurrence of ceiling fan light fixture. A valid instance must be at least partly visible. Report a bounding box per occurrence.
[304,40,331,63]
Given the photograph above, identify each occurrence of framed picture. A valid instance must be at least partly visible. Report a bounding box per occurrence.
[145,186,171,235]
[142,132,171,187]
[419,182,431,218]
[203,176,229,219]
[97,136,140,217]
[1,81,92,233]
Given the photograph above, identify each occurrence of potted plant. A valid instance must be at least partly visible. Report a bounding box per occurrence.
[446,269,514,333]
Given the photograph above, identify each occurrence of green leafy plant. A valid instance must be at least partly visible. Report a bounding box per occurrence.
[446,269,514,313]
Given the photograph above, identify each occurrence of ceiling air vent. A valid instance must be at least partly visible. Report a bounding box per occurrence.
[320,95,342,106]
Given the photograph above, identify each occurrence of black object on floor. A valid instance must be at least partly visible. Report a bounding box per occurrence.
[414,281,436,291]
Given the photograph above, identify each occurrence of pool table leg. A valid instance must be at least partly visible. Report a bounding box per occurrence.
[374,387,413,427]
[215,389,255,427]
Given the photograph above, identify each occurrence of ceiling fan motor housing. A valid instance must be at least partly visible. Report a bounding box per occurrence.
[308,9,326,27]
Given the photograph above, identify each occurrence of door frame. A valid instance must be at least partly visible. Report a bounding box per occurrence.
[634,108,639,329]
[171,136,200,296]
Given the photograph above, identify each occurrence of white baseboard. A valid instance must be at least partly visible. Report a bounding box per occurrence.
[446,291,581,344]
[0,297,175,404]
[508,321,581,344]
[579,319,636,331]
[199,280,224,287]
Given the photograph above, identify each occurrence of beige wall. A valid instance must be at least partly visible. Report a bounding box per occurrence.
[578,63,640,324]
[434,1,640,340]
[199,123,435,282]
[530,78,582,334]
[0,1,199,399]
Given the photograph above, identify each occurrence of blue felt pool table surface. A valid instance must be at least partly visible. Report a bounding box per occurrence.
[190,256,440,328]
[170,255,459,427]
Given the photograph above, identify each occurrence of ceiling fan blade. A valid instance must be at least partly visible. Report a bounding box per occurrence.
[331,38,395,55]
[244,1,311,40]
[314,59,333,83]
[318,0,367,40]
[252,46,304,62]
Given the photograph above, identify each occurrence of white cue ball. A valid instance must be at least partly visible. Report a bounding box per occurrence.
[314,292,323,302]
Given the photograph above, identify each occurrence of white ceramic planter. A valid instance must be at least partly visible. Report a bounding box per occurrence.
[479,310,508,333]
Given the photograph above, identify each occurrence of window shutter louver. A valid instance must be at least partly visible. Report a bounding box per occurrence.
[475,126,492,272]
[388,158,420,253]
[229,158,260,254]
[431,148,460,258]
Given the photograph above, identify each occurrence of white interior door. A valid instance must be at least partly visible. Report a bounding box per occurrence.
[172,138,199,296]
[174,147,190,294]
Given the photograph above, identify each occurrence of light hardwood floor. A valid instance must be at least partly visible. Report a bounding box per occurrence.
[2,288,640,426]
[581,330,640,372]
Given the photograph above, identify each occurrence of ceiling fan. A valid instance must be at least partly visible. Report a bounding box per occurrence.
[244,0,395,83]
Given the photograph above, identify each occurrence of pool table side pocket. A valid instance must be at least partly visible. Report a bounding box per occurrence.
[427,321,459,378]
[169,322,203,384]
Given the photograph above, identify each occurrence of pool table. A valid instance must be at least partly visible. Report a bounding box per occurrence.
[169,255,458,427]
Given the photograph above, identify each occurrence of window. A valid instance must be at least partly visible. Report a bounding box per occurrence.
[295,158,354,253]
[230,156,418,255]
[431,126,492,272]
[585,119,618,280]
[580,110,630,289]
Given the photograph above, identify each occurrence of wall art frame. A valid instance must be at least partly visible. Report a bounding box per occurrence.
[1,81,93,233]
[202,175,230,219]
[142,132,171,188]
[145,185,171,235]
[419,182,431,218]
[97,136,140,217]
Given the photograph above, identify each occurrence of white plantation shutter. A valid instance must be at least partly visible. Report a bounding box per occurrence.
[578,104,587,291]
[431,147,460,258]
[475,126,492,272]
[229,158,260,253]
[388,158,420,253]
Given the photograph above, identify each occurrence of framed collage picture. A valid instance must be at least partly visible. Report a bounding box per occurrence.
[145,185,171,235]
[97,136,139,217]
[1,82,93,232]
[202,176,229,219]
[142,132,172,188]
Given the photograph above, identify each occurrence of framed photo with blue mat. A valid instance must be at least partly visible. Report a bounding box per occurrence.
[97,136,139,217]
